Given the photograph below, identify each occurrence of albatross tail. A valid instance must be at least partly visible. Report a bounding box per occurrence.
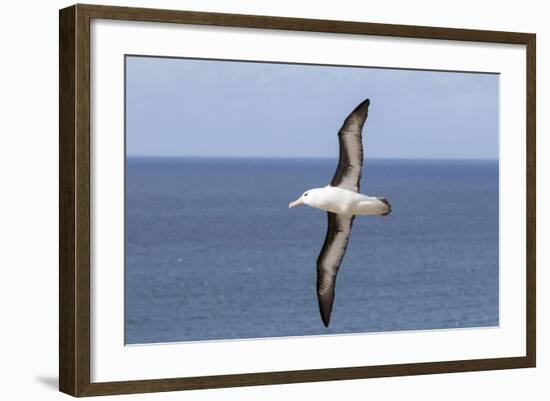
[377,197,392,216]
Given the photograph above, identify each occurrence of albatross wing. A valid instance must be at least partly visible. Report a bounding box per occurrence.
[330,98,370,192]
[316,212,355,327]
[315,99,370,326]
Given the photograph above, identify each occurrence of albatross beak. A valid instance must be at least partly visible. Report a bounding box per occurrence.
[288,198,303,208]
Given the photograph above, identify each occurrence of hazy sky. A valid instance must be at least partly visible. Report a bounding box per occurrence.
[126,56,499,159]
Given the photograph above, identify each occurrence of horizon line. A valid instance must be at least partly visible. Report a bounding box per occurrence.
[126,155,499,162]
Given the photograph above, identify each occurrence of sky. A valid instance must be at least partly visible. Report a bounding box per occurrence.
[126,56,499,160]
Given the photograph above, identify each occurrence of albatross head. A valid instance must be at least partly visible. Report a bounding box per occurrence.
[288,188,323,208]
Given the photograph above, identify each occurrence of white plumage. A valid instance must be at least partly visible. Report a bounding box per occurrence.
[289,186,389,216]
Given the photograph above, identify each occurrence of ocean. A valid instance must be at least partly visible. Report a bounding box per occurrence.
[125,158,499,344]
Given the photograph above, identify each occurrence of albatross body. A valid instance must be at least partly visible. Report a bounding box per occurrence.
[288,98,391,327]
[289,186,390,216]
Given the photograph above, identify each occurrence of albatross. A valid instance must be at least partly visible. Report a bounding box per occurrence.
[288,98,391,327]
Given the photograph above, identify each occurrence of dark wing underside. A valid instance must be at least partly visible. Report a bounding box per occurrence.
[316,212,355,327]
[330,98,370,192]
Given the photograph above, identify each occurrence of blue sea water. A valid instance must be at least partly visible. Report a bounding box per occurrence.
[125,158,499,344]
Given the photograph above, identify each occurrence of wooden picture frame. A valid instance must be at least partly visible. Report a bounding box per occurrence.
[59,3,536,397]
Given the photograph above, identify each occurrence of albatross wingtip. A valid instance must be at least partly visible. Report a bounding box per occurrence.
[351,98,370,115]
[318,298,333,327]
[320,310,331,327]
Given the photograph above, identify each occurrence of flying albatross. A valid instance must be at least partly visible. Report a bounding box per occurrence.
[288,98,391,327]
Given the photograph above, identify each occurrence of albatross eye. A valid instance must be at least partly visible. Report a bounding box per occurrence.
[304,193,308,197]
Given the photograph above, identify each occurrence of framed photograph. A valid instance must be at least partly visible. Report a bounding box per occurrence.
[59,4,536,397]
